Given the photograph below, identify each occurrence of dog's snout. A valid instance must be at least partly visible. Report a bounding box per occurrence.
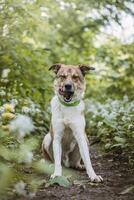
[65,84,72,91]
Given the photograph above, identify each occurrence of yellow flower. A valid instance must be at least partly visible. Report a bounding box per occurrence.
[1,125,9,131]
[1,112,15,120]
[3,104,15,113]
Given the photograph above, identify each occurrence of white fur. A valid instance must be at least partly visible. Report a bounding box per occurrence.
[42,132,52,159]
[51,96,103,182]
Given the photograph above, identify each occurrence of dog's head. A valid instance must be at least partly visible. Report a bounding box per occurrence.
[49,64,95,103]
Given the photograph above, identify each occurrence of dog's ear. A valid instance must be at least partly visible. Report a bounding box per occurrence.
[49,64,61,74]
[79,64,95,76]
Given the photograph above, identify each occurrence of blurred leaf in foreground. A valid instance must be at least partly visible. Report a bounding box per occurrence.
[46,176,72,187]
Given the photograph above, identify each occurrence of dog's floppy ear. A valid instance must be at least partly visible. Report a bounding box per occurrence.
[79,64,95,76]
[49,64,61,74]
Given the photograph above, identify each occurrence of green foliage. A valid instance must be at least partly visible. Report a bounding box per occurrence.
[0,0,134,198]
[85,97,134,159]
[0,128,40,194]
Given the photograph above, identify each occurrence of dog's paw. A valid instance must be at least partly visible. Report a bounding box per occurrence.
[89,174,103,182]
[50,173,61,179]
[75,164,85,171]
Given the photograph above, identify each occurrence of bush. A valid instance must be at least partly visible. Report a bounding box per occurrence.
[85,96,134,162]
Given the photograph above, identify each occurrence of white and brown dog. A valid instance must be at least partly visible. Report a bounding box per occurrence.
[42,64,103,182]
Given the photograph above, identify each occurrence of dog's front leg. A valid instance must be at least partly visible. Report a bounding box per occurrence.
[71,119,103,182]
[51,123,64,178]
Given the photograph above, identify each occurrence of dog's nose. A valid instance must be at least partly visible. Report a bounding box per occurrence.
[65,84,72,91]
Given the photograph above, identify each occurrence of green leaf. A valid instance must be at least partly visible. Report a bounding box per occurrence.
[105,143,111,149]
[114,136,126,144]
[46,176,72,187]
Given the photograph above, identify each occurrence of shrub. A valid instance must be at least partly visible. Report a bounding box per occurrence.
[85,96,134,163]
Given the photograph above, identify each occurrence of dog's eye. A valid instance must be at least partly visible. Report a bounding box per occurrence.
[59,75,66,79]
[72,75,79,80]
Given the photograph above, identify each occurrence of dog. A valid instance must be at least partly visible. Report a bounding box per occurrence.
[42,64,103,182]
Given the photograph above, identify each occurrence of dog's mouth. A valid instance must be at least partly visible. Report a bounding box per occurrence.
[59,89,74,102]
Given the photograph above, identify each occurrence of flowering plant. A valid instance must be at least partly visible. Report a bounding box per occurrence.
[85,96,134,159]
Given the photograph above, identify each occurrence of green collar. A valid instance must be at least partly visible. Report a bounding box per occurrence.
[58,97,80,107]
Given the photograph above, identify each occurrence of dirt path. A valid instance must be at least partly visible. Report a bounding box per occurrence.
[21,144,134,200]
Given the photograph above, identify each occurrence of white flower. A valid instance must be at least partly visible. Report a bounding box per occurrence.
[9,114,34,139]
[22,106,31,114]
[18,147,34,164]
[128,124,134,130]
[35,108,41,113]
[0,90,6,96]
[98,121,103,127]
[108,111,117,120]
[10,99,18,106]
[14,181,27,196]
[110,100,119,107]
[23,151,33,163]
[119,106,125,113]
[122,116,130,122]
[123,95,128,102]
[0,106,5,114]
[100,109,109,118]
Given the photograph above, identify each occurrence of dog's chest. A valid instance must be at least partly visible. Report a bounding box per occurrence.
[51,96,84,125]
[60,108,75,125]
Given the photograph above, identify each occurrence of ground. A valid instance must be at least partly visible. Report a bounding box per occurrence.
[19,143,134,200]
